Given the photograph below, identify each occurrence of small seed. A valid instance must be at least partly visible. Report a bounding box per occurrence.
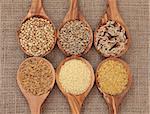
[18,17,55,56]
[18,57,54,96]
[58,59,92,95]
[58,20,91,55]
[97,59,129,95]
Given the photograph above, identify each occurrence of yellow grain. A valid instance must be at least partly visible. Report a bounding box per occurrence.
[97,60,128,95]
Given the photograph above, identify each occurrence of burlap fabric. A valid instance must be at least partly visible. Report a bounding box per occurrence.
[0,0,149,114]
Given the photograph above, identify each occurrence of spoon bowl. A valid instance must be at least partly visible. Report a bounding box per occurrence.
[17,57,55,114]
[56,56,95,114]
[17,0,57,57]
[94,0,131,57]
[57,0,93,56]
[96,57,132,114]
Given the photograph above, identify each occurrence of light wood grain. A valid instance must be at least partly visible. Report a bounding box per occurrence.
[25,0,47,19]
[57,0,93,56]
[96,57,132,114]
[17,57,56,114]
[56,56,95,114]
[94,0,131,57]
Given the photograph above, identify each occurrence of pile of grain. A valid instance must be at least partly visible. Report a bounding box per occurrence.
[95,20,128,57]
[18,17,55,56]
[18,57,54,96]
[97,59,128,95]
[58,58,92,95]
[58,20,91,55]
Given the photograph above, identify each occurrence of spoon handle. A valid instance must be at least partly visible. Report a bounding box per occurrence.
[31,108,40,114]
[27,96,43,114]
[30,105,41,114]
[107,0,117,9]
[107,0,120,20]
[108,96,119,114]
[30,0,43,15]
[107,0,118,11]
[67,95,81,114]
[69,0,79,19]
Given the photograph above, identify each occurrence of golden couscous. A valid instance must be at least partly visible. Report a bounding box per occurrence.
[97,58,129,95]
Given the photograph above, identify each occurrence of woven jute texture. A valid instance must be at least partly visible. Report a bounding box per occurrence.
[0,0,149,114]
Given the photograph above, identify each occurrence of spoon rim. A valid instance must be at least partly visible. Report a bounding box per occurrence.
[17,15,57,57]
[94,20,131,58]
[17,57,56,97]
[95,57,132,97]
[16,6,57,57]
[17,0,57,57]
[57,19,93,56]
[56,56,95,97]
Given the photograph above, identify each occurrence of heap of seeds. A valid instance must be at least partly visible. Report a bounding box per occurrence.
[18,17,55,56]
[58,59,92,95]
[58,20,91,55]
[95,20,128,57]
[18,57,54,96]
[97,59,129,95]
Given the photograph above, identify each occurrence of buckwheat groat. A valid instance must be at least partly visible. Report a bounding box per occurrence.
[95,20,128,57]
[18,17,55,56]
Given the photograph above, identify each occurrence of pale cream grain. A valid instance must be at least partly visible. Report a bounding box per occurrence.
[59,59,91,95]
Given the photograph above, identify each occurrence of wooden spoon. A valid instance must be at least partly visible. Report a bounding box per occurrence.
[17,0,57,57]
[96,57,132,114]
[57,0,93,56]
[56,56,95,114]
[94,0,131,57]
[17,57,55,114]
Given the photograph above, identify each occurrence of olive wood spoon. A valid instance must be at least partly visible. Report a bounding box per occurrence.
[25,0,48,20]
[17,0,56,57]
[94,0,131,57]
[96,57,132,114]
[57,0,93,56]
[17,57,55,114]
[56,56,95,114]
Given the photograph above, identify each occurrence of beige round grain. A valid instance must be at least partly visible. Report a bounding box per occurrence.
[59,59,91,95]
[18,17,55,56]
